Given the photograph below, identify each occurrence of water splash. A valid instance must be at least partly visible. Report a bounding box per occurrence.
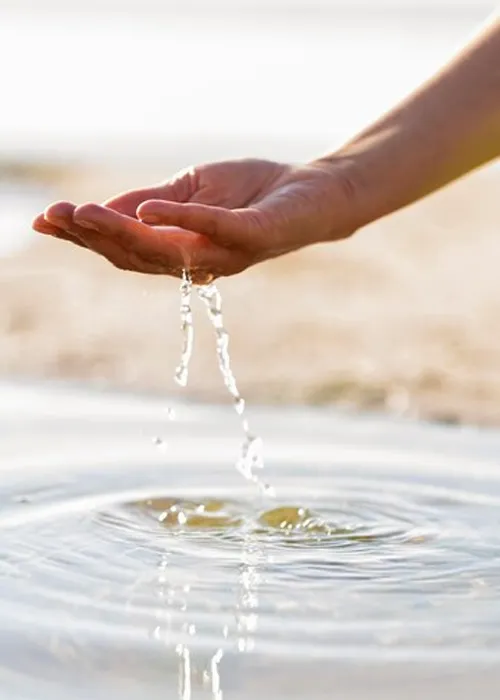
[196,281,274,496]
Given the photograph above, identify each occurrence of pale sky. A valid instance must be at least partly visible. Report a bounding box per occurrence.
[0,0,496,9]
[0,0,495,162]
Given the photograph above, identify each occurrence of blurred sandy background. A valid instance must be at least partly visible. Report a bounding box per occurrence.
[1,0,499,426]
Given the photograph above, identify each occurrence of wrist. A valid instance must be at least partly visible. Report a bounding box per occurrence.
[312,121,435,236]
[309,147,383,241]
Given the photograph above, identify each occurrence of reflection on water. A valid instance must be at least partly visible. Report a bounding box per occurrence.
[1,382,500,698]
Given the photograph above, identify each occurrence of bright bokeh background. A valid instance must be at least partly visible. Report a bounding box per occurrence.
[1,0,499,425]
[0,0,494,161]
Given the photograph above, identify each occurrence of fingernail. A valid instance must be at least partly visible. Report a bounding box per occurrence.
[76,220,99,231]
[140,214,160,224]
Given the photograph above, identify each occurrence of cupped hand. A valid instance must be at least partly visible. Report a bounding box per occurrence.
[32,157,357,281]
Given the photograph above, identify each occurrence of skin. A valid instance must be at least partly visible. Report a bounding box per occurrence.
[33,160,353,284]
[33,12,500,283]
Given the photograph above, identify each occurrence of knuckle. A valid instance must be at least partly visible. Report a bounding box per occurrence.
[200,215,219,237]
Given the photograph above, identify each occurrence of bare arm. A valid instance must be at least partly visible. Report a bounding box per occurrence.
[317,11,500,230]
[34,11,500,280]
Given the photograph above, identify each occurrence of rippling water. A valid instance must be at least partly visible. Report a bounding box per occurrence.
[1,381,500,699]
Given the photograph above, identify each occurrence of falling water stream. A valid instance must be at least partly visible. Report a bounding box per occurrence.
[171,272,273,495]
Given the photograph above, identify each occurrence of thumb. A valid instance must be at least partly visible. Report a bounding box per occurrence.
[136,200,256,247]
[103,166,199,218]
[103,183,177,218]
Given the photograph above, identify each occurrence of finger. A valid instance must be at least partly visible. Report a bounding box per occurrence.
[44,201,84,235]
[74,202,156,246]
[44,201,99,249]
[103,185,173,218]
[103,166,198,217]
[75,225,226,278]
[72,203,143,266]
[32,212,64,236]
[73,203,243,275]
[32,212,87,249]
[136,200,253,248]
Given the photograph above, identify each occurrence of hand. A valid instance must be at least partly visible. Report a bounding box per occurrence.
[32,157,358,282]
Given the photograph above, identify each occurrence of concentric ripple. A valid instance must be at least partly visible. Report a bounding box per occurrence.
[2,474,500,661]
[2,391,500,697]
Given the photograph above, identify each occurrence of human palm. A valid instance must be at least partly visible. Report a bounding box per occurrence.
[33,158,353,281]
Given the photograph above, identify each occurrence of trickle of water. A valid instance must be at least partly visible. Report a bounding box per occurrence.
[174,270,195,388]
[155,271,273,494]
[153,272,193,449]
[196,281,274,496]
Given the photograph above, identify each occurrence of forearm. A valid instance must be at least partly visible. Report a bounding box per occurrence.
[316,12,500,230]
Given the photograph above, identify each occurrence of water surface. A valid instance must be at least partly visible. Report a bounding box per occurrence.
[1,381,500,698]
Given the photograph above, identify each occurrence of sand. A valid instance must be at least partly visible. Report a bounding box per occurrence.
[2,160,500,427]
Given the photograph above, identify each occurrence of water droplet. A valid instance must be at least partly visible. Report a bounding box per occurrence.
[13,495,31,504]
[153,436,168,451]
